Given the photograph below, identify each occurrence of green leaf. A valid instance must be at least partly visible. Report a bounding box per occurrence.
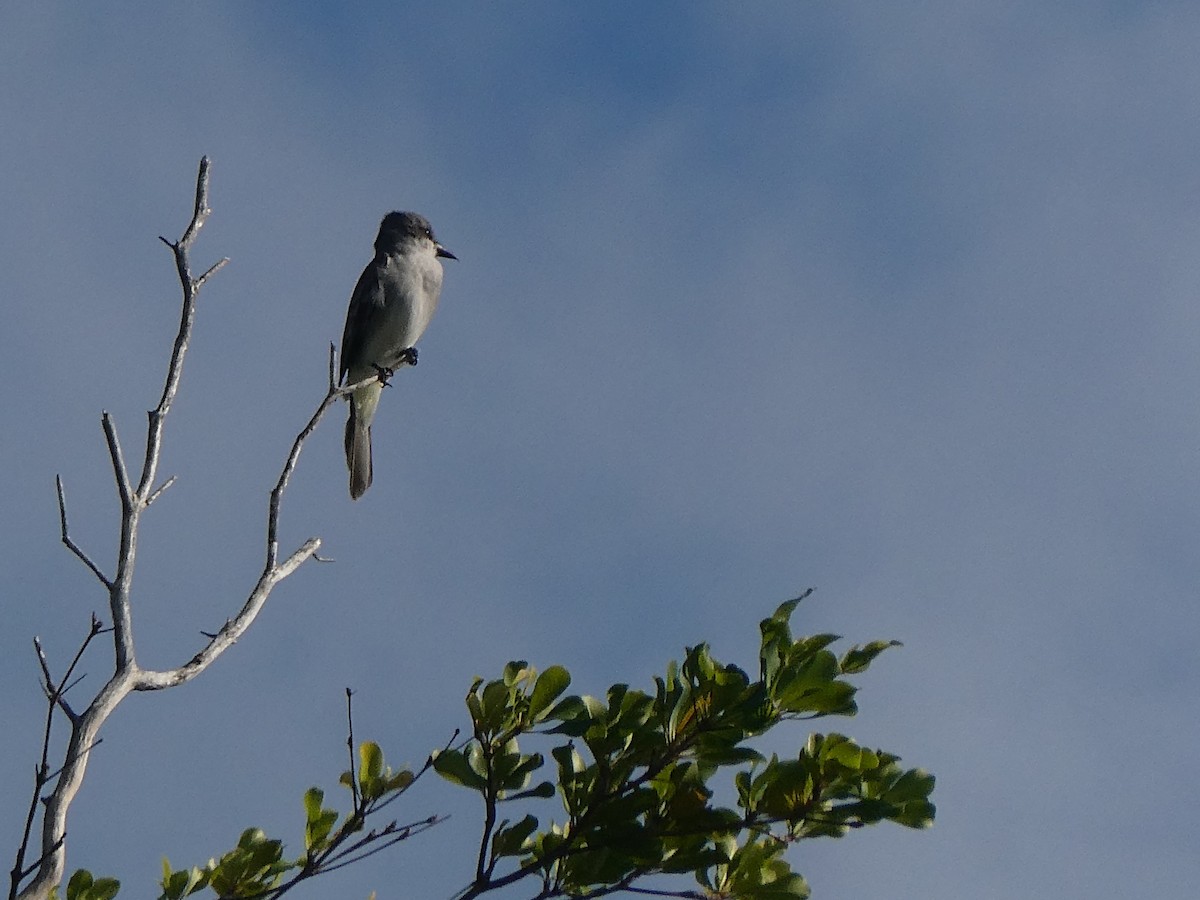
[480,678,511,730]
[65,870,121,900]
[359,742,384,782]
[824,736,866,769]
[432,748,487,790]
[840,639,902,674]
[304,788,339,852]
[87,879,121,900]
[466,684,484,724]
[494,749,543,793]
[386,769,415,792]
[502,780,556,800]
[775,662,858,716]
[158,860,207,900]
[529,665,571,721]
[884,768,936,803]
[550,742,586,776]
[491,813,539,857]
[666,681,695,740]
[240,828,284,871]
[303,787,324,821]
[893,798,937,829]
[543,694,589,734]
[503,660,531,685]
[693,739,762,768]
[356,741,391,801]
[768,594,808,631]
[760,591,815,684]
[66,870,93,900]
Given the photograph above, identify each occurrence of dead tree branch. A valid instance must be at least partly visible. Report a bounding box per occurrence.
[14,157,322,900]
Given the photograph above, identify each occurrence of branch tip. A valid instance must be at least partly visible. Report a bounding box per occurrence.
[195,256,229,289]
[146,474,178,507]
[54,474,113,588]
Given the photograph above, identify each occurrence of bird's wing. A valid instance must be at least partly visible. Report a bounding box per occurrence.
[339,259,385,384]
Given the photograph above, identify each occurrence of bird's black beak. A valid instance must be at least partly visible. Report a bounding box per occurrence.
[436,245,457,260]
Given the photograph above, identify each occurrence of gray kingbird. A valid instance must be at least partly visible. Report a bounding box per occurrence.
[339,211,456,499]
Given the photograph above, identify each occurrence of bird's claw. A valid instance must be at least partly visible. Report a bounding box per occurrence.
[371,363,396,387]
[371,349,417,388]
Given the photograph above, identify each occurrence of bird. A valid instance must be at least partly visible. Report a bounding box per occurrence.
[339,211,456,499]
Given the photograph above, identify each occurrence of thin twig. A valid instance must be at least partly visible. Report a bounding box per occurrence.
[42,737,104,785]
[54,477,111,589]
[262,358,388,569]
[145,474,178,507]
[33,641,76,724]
[345,689,360,812]
[194,257,229,290]
[313,817,442,875]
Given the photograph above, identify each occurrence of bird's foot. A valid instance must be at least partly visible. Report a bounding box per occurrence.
[370,349,417,387]
[371,363,396,387]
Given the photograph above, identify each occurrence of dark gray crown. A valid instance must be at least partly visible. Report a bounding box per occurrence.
[375,211,436,253]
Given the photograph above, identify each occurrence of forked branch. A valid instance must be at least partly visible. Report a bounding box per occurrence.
[18,158,291,900]
[17,157,407,900]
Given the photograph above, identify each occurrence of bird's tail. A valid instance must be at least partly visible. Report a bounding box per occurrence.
[345,400,373,500]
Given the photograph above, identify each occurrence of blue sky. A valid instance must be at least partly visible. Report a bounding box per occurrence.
[2,3,1198,898]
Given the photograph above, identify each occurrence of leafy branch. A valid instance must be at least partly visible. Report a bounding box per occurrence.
[434,595,935,900]
[156,692,446,900]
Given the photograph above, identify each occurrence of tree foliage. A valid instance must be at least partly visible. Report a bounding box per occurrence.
[133,593,934,900]
[435,592,934,899]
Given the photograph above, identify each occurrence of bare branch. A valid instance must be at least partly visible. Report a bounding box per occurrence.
[19,157,346,900]
[100,414,132,511]
[277,538,321,578]
[11,836,64,895]
[54,477,111,590]
[134,540,315,691]
[137,156,226,501]
[194,256,229,290]
[180,155,214,248]
[346,689,360,812]
[266,377,347,568]
[19,672,137,899]
[13,618,109,900]
[126,349,342,693]
[145,474,178,507]
[33,640,78,724]
[313,816,443,875]
[16,157,228,900]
